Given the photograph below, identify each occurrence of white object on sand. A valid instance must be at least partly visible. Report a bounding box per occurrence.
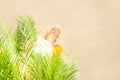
[33,35,53,57]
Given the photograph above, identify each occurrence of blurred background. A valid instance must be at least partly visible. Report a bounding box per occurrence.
[0,0,120,80]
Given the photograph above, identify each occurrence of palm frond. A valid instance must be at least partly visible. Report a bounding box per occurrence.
[0,16,79,80]
[15,16,37,56]
[0,19,20,80]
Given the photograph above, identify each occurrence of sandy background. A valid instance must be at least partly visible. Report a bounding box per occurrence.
[0,0,120,80]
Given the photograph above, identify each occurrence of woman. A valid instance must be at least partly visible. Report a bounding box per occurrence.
[33,27,61,56]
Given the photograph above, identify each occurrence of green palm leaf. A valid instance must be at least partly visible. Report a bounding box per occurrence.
[0,16,79,80]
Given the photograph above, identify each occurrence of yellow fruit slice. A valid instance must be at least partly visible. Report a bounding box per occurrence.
[54,44,62,55]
